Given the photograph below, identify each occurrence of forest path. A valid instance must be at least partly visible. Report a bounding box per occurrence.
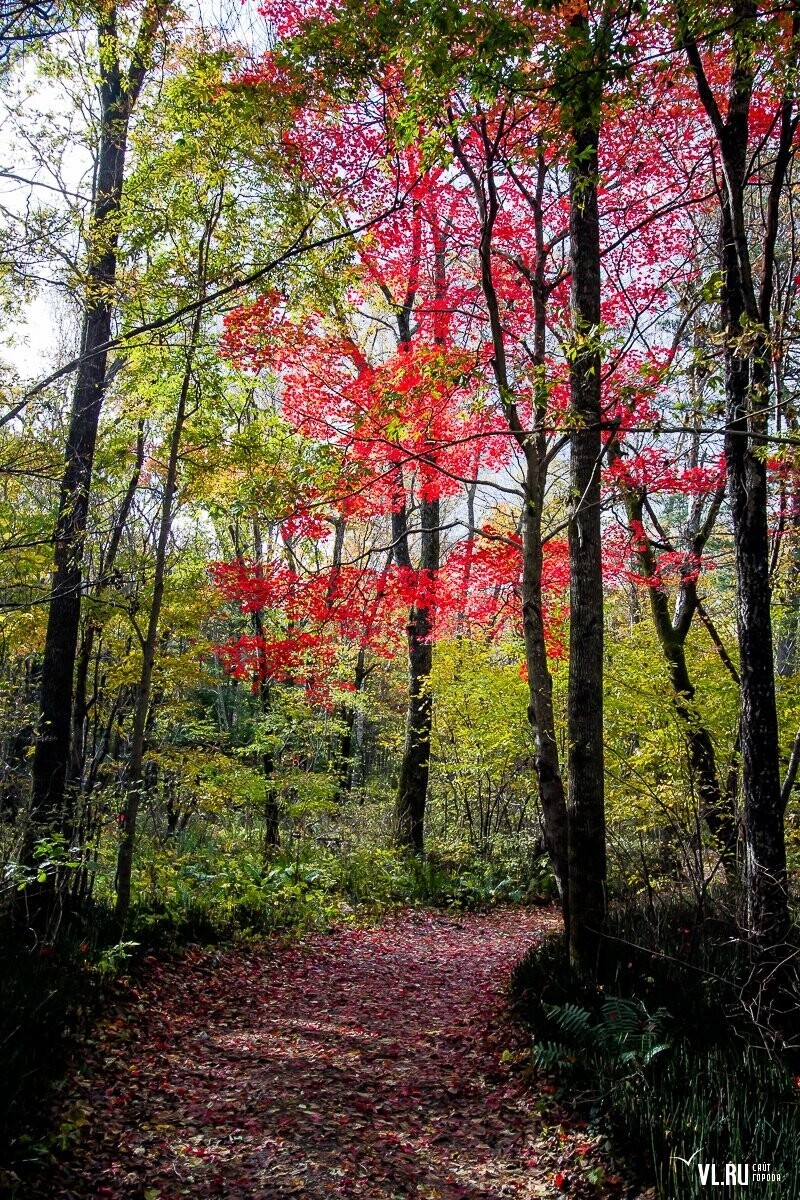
[38,908,639,1200]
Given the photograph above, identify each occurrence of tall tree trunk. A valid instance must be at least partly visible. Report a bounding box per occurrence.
[69,431,146,912]
[622,492,739,873]
[451,128,570,916]
[723,254,787,940]
[566,72,607,975]
[520,156,570,922]
[394,496,439,853]
[71,419,145,788]
[679,1,795,944]
[115,238,207,924]
[114,383,189,922]
[339,645,366,793]
[521,463,569,916]
[393,207,441,854]
[23,0,166,934]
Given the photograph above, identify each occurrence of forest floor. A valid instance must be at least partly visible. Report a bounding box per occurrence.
[26,908,654,1200]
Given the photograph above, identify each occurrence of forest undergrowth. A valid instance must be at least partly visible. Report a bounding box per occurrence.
[512,900,800,1200]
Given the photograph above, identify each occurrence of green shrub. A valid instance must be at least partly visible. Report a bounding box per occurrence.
[128,827,555,930]
[333,841,554,909]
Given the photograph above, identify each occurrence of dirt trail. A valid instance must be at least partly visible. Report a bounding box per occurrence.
[33,908,641,1199]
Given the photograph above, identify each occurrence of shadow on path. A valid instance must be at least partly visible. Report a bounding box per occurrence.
[31,907,619,1199]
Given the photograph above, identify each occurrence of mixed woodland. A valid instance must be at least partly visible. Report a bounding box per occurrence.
[2,0,800,1195]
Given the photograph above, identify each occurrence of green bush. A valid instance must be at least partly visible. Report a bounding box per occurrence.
[334,841,554,909]
[129,839,344,936]
[128,826,555,931]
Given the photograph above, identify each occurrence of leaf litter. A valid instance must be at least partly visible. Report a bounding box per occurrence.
[29,908,654,1199]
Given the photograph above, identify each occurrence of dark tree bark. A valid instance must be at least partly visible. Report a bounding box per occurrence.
[679,0,797,945]
[393,204,440,853]
[723,278,788,940]
[450,124,570,919]
[517,158,570,926]
[620,489,740,873]
[565,38,607,974]
[24,0,168,933]
[394,496,438,853]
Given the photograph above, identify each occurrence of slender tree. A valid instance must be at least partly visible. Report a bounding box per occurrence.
[115,201,218,924]
[449,115,570,917]
[622,487,739,866]
[677,0,798,944]
[24,0,171,932]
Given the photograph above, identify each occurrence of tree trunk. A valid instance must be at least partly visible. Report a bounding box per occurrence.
[30,38,127,838]
[724,306,787,940]
[450,127,570,916]
[522,450,569,917]
[678,0,794,950]
[71,419,145,789]
[566,96,607,975]
[255,663,280,854]
[115,261,205,925]
[393,212,442,854]
[23,0,166,934]
[520,158,569,922]
[339,645,366,792]
[623,494,739,872]
[258,679,280,855]
[394,497,438,853]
